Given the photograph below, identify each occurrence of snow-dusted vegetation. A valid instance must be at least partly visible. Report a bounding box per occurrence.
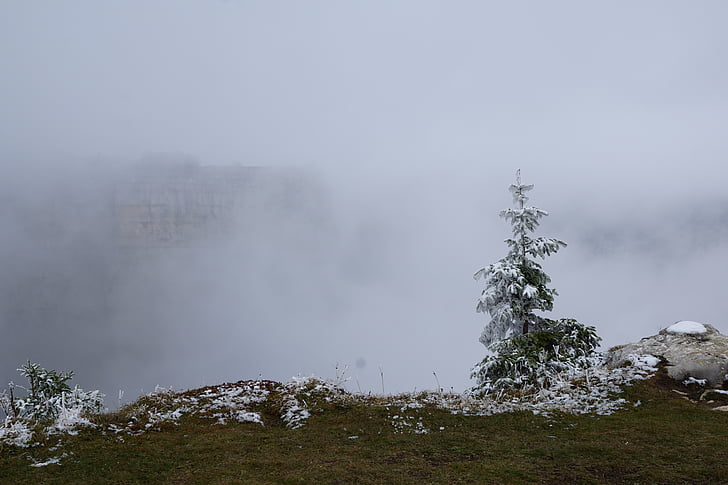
[474,169,567,346]
[0,362,103,448]
[472,171,602,395]
[0,354,663,451]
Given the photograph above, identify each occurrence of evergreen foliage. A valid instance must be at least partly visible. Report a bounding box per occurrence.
[0,361,103,422]
[474,169,566,347]
[470,318,602,395]
[471,171,601,395]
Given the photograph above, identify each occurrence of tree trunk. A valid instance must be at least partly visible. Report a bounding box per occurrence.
[9,385,18,419]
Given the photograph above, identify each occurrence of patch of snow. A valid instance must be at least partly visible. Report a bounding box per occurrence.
[631,354,660,370]
[280,396,310,429]
[288,375,316,388]
[666,321,708,335]
[683,377,707,386]
[400,402,424,410]
[413,422,429,434]
[29,456,62,468]
[233,411,263,425]
[389,413,430,434]
[147,407,185,425]
[711,389,728,395]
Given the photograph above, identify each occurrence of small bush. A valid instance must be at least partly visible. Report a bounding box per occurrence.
[1,361,104,423]
[470,318,601,396]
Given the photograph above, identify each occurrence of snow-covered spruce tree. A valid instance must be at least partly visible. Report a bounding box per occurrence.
[471,170,601,395]
[474,169,566,346]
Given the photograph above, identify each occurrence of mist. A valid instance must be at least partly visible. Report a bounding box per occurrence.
[2,1,727,401]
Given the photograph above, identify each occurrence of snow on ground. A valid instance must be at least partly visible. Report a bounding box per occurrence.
[279,395,310,430]
[89,354,664,437]
[122,381,272,431]
[377,353,661,420]
[29,454,67,467]
[0,353,680,450]
[666,321,708,335]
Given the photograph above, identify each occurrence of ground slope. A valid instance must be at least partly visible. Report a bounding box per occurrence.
[2,368,728,485]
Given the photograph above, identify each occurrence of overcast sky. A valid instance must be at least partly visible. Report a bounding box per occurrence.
[2,2,727,398]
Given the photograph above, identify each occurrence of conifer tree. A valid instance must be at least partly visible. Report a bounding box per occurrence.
[474,170,566,348]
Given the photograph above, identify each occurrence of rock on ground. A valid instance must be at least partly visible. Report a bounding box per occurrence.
[606,322,728,387]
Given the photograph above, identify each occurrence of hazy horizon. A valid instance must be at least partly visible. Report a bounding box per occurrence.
[2,1,727,401]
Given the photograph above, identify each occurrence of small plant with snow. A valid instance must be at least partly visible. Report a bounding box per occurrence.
[1,361,103,422]
[278,394,311,429]
[0,362,103,447]
[277,376,350,429]
[0,416,35,448]
[45,406,95,436]
[285,375,348,401]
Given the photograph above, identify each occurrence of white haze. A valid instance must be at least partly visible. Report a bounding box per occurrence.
[1,1,727,400]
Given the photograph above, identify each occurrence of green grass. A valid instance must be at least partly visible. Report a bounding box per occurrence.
[2,372,728,485]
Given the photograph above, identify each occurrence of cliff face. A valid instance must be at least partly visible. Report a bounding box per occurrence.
[114,164,266,248]
[0,160,330,391]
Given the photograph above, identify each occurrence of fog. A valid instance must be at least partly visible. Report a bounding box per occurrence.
[1,2,728,401]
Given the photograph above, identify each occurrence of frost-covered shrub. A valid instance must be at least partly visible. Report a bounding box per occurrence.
[1,361,103,422]
[1,362,104,447]
[0,416,34,447]
[470,318,601,395]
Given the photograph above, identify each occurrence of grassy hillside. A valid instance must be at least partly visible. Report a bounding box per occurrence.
[2,368,728,484]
